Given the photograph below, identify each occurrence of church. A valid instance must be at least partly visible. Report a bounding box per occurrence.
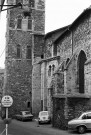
[3,0,91,129]
[44,6,91,129]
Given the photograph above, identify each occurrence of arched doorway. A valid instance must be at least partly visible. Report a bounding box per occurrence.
[78,50,87,93]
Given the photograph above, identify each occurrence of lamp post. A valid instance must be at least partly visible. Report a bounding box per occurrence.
[0,0,5,12]
[0,2,30,17]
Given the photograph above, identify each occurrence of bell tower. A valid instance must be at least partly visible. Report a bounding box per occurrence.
[4,0,45,115]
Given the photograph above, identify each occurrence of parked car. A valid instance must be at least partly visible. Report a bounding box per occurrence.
[68,111,91,134]
[15,111,33,121]
[38,111,51,124]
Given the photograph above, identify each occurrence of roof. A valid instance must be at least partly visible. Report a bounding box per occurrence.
[54,7,91,44]
[0,0,5,12]
[45,25,69,42]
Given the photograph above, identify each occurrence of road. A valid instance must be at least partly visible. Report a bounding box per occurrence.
[0,119,91,135]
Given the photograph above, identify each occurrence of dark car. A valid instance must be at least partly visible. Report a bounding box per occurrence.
[15,111,33,121]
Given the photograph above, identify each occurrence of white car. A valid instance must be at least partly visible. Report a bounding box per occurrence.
[68,111,91,134]
[38,111,51,124]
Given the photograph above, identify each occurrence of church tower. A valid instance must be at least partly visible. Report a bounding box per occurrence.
[4,0,45,115]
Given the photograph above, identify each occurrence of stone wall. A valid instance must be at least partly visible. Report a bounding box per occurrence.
[32,63,41,116]
[68,98,91,120]
[4,0,45,116]
[51,9,91,129]
[52,98,68,130]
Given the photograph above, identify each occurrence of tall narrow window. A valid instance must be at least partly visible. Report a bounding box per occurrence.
[17,44,21,58]
[52,64,55,72]
[26,46,31,59]
[53,44,57,56]
[77,50,87,93]
[17,15,22,29]
[48,65,51,76]
[29,0,35,7]
[28,19,32,30]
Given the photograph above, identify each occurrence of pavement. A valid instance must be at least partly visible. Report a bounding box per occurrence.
[0,118,91,135]
[0,118,69,135]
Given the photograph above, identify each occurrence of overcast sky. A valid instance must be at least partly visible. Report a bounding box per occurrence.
[0,0,91,68]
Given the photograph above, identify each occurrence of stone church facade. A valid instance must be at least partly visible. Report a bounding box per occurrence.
[44,7,91,129]
[4,0,91,129]
[4,0,45,116]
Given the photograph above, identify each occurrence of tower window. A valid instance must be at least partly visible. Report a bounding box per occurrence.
[9,19,15,28]
[29,0,35,7]
[16,44,21,58]
[28,19,32,30]
[17,15,22,29]
[26,46,31,59]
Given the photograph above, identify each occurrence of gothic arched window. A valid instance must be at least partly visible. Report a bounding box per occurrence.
[77,50,87,93]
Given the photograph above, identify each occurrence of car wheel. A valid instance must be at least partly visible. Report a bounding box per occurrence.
[77,126,86,134]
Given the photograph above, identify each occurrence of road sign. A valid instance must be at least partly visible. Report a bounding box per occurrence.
[1,95,13,107]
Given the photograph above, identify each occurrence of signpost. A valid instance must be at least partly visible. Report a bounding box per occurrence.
[1,95,13,135]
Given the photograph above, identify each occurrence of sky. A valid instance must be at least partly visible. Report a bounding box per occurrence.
[0,0,91,68]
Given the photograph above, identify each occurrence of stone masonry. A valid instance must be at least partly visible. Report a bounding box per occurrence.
[43,7,91,129]
[4,0,45,116]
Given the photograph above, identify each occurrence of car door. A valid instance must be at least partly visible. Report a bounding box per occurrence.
[85,113,91,129]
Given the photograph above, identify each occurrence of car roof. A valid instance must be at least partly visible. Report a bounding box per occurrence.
[82,111,91,115]
[39,111,48,113]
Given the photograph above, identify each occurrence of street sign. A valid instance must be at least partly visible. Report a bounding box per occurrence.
[1,95,13,107]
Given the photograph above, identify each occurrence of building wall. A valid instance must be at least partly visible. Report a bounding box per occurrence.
[4,0,45,116]
[49,9,91,129]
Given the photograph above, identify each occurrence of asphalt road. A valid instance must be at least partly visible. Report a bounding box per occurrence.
[0,119,91,135]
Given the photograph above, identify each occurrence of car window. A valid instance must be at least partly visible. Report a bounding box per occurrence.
[25,111,30,115]
[22,112,25,115]
[40,112,48,116]
[82,115,87,119]
[87,113,91,119]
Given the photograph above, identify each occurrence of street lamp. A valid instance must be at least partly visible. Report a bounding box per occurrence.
[0,2,30,17]
[0,0,5,12]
